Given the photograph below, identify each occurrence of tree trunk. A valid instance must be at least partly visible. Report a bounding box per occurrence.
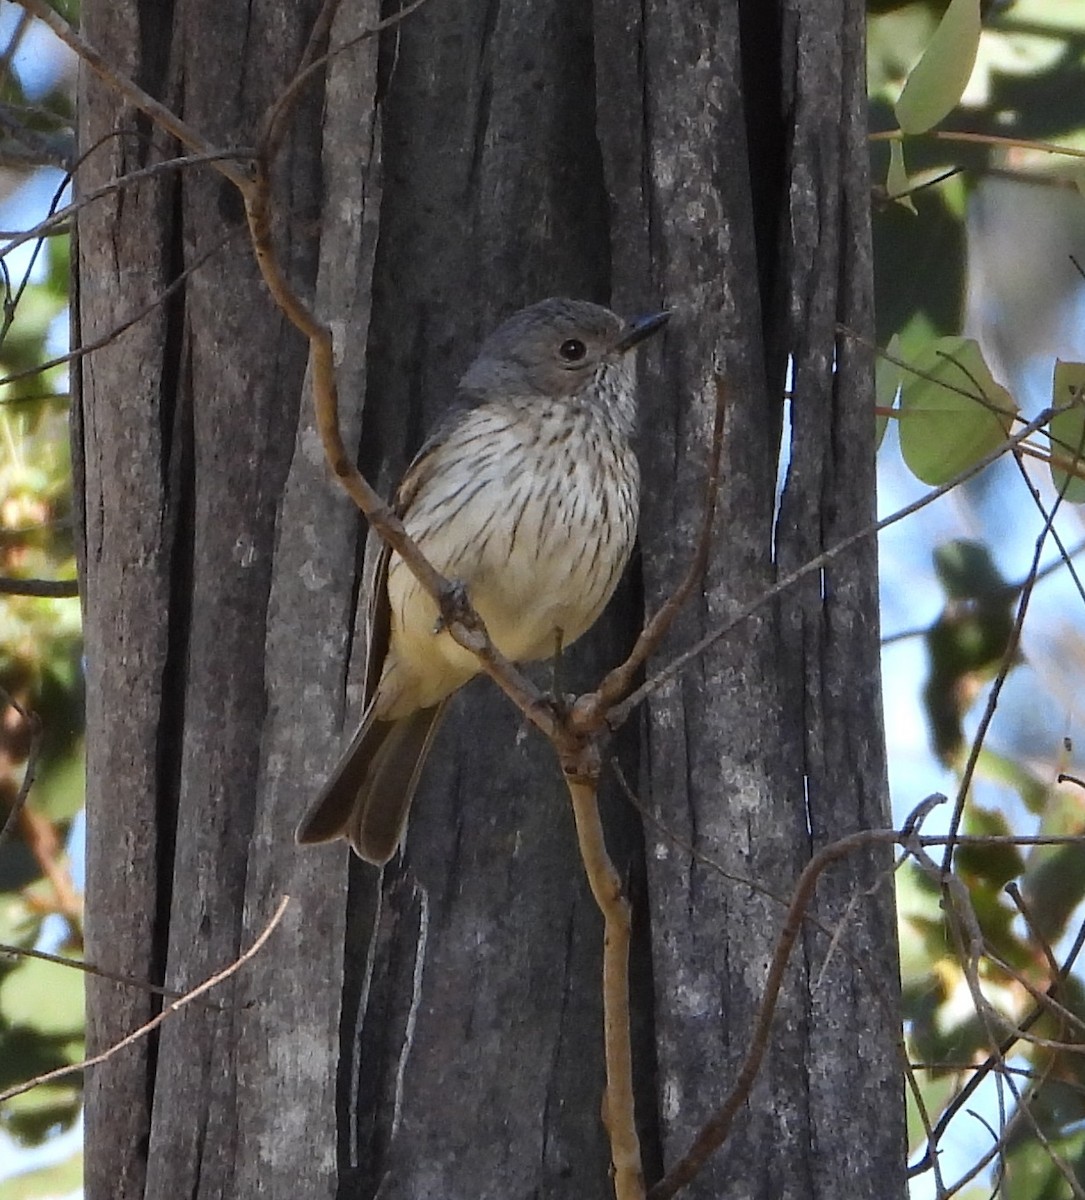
[76,1,903,1198]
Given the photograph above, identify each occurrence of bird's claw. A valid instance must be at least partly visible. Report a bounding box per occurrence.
[434,578,473,634]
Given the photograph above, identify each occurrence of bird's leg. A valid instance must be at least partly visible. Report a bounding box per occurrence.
[547,629,573,720]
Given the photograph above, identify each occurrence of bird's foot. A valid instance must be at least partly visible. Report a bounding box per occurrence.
[433,578,474,635]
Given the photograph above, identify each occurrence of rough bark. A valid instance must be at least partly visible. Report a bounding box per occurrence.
[598,3,903,1195]
[77,1,903,1198]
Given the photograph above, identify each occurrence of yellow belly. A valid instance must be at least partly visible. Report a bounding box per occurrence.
[374,404,638,718]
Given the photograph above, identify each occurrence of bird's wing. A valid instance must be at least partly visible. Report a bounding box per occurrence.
[360,437,445,708]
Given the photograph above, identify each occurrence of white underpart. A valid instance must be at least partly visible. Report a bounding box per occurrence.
[379,375,639,718]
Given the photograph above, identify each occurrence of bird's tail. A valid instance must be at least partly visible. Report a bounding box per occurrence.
[295,702,447,865]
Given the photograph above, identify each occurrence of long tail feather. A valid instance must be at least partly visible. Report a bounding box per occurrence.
[295,703,447,864]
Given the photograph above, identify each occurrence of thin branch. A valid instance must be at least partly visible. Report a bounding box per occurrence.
[912,879,1085,1176]
[1005,882,1065,1002]
[11,0,252,189]
[258,0,435,158]
[0,9,32,92]
[0,688,42,851]
[1,148,252,261]
[611,406,1061,730]
[907,835,1085,1200]
[0,941,225,1008]
[0,895,290,1104]
[869,128,1085,162]
[940,451,1071,869]
[257,0,342,161]
[0,224,241,391]
[0,576,77,596]
[648,817,939,1200]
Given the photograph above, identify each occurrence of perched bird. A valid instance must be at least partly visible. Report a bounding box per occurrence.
[295,297,669,864]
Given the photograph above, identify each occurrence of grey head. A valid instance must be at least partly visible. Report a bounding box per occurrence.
[458,298,669,422]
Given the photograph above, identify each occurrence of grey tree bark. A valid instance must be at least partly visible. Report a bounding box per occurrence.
[76,1,903,1199]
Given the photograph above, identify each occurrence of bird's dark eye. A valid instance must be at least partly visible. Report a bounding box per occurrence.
[558,338,588,363]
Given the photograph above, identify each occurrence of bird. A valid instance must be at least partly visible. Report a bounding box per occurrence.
[295,297,669,864]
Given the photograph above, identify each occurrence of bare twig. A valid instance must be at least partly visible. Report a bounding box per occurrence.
[0,688,42,851]
[0,576,77,597]
[11,0,252,189]
[0,895,290,1104]
[0,225,241,391]
[0,941,225,1008]
[940,448,1072,870]
[612,406,1062,730]
[258,0,435,159]
[907,832,1085,1200]
[647,823,922,1200]
[870,127,1085,162]
[911,885,1085,1179]
[1,149,252,261]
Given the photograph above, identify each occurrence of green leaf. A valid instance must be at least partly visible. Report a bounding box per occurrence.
[0,1147,82,1199]
[973,747,1050,815]
[899,336,1017,485]
[885,141,916,214]
[1004,1124,1085,1200]
[895,0,982,135]
[1049,360,1085,502]
[1020,785,1085,944]
[0,956,84,1037]
[957,804,1023,894]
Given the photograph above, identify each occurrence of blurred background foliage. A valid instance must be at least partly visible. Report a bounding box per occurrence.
[871,2,1085,1197]
[0,1,1082,1198]
[0,4,82,1196]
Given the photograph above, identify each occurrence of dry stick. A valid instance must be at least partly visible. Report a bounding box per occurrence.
[0,940,224,1008]
[1,149,252,260]
[0,225,242,391]
[0,576,77,596]
[1005,882,1064,995]
[645,826,911,1200]
[614,760,945,1194]
[940,448,1071,871]
[0,895,290,1104]
[955,947,1085,1197]
[564,753,642,1200]
[982,946,1085,1044]
[869,127,1085,162]
[612,405,1060,731]
[258,0,435,159]
[0,688,41,850]
[13,0,250,188]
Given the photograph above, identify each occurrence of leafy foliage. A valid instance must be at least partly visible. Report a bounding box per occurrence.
[873,3,1085,1196]
[0,11,83,1174]
[0,224,83,1153]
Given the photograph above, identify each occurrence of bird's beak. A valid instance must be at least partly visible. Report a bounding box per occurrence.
[613,310,670,353]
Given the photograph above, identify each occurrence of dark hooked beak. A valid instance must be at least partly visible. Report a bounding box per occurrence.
[613,309,670,353]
